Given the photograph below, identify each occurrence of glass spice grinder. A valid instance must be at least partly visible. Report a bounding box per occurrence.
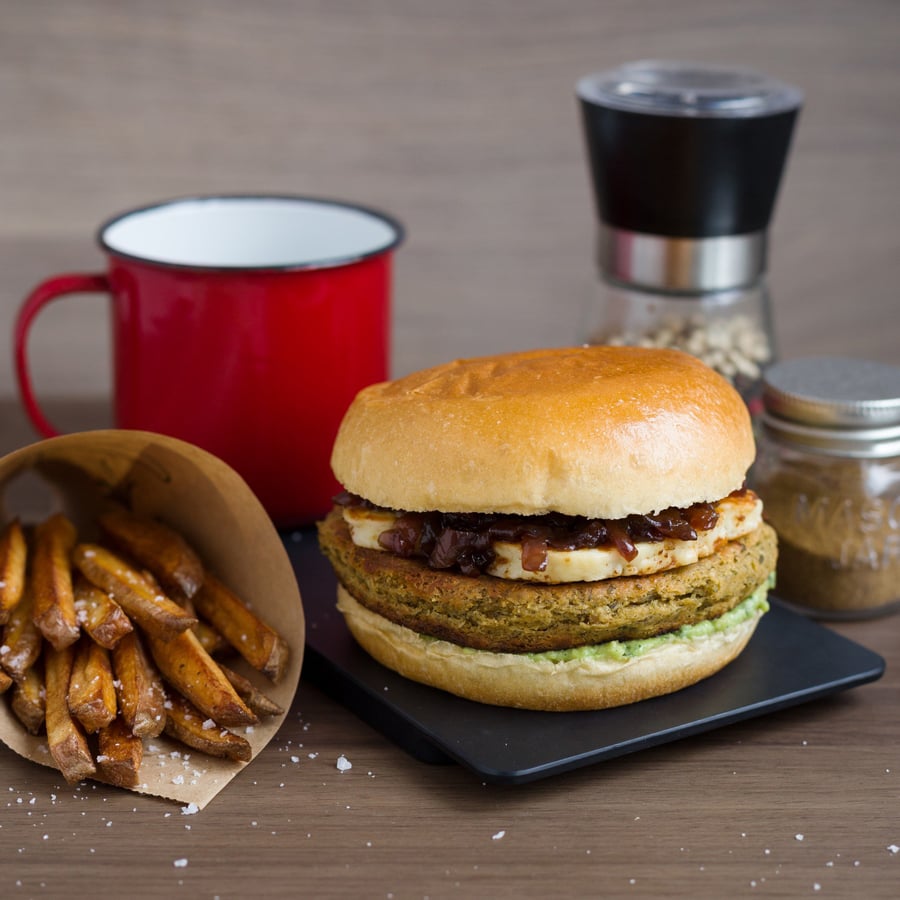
[576,61,803,410]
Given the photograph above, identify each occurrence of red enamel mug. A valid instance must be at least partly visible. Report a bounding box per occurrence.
[14,195,404,526]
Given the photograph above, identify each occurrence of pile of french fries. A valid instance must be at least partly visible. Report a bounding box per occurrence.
[0,507,290,788]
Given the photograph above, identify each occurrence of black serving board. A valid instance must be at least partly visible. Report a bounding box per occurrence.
[282,528,886,784]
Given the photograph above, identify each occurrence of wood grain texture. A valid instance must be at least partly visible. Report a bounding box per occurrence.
[1,3,899,897]
[1,0,897,404]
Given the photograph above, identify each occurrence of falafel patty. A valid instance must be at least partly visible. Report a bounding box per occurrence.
[317,509,778,654]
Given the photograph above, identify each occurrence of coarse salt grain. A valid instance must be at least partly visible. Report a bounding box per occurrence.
[201,719,216,731]
[492,830,505,840]
[888,845,900,854]
[336,755,352,772]
[173,858,188,868]
[181,803,199,816]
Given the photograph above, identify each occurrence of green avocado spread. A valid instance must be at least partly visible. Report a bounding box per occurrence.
[528,576,774,664]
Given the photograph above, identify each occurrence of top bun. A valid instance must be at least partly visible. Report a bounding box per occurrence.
[331,346,755,519]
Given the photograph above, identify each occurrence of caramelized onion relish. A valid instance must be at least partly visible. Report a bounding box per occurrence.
[334,491,742,577]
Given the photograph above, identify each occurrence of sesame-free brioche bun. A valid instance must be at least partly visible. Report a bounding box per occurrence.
[331,345,755,519]
[335,585,766,712]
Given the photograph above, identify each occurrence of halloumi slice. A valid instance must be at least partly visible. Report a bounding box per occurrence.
[342,493,763,584]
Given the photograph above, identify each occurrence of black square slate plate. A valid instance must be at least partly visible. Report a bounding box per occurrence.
[283,528,885,784]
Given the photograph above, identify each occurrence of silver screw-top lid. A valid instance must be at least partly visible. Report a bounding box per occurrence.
[762,357,900,458]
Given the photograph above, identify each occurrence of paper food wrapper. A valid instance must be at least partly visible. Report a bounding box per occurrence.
[0,430,304,808]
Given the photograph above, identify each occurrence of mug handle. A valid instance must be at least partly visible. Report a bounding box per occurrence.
[14,273,110,438]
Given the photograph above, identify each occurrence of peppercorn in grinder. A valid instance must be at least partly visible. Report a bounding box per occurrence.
[576,61,803,409]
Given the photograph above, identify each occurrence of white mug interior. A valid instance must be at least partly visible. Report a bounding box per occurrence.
[100,195,402,269]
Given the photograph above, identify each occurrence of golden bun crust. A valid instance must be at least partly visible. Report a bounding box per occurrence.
[336,586,764,712]
[331,346,754,518]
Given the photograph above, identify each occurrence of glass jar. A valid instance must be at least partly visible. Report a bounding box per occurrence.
[583,278,775,411]
[750,357,900,619]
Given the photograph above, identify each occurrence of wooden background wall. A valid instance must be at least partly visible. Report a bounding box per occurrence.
[1,0,897,404]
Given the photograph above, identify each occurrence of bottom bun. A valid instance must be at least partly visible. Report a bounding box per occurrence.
[336,585,768,712]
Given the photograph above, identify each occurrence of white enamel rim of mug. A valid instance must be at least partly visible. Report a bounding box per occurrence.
[98,194,405,271]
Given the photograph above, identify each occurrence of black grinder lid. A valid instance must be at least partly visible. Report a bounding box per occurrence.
[577,61,803,238]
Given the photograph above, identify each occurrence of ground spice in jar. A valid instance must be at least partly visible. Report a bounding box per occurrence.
[750,357,900,618]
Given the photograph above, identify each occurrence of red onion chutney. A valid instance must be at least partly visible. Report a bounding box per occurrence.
[333,491,746,577]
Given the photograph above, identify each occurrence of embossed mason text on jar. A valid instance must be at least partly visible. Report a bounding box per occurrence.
[791,491,900,569]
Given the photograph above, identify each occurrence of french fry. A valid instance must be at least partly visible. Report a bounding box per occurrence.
[11,665,45,735]
[110,631,167,739]
[164,692,252,762]
[72,543,197,641]
[1,586,42,681]
[99,508,204,600]
[73,576,133,649]
[220,664,284,717]
[192,573,289,682]
[68,637,117,734]
[44,643,96,783]
[1,501,292,790]
[31,514,80,650]
[192,619,230,657]
[0,518,27,625]
[179,595,231,657]
[96,717,143,789]
[146,628,257,728]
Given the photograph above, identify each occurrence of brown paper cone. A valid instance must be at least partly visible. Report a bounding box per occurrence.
[0,430,304,808]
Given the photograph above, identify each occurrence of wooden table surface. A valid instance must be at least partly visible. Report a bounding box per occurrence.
[2,3,899,898]
[1,410,898,900]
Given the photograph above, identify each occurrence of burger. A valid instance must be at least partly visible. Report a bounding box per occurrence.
[317,345,777,711]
